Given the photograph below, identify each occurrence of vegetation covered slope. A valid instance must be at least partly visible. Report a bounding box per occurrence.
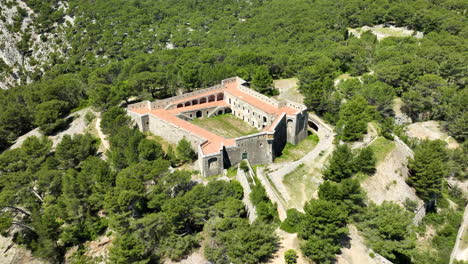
[0,0,466,263]
[1,0,466,150]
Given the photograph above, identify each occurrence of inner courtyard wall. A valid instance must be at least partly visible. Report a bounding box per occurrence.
[224,92,275,130]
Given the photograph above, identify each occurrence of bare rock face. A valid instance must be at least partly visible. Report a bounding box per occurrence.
[361,137,423,209]
[0,235,45,264]
[0,0,72,89]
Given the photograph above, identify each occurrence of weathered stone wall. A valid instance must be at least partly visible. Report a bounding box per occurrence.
[127,111,149,132]
[177,105,225,120]
[286,110,308,144]
[151,85,225,110]
[272,114,287,158]
[225,91,275,130]
[236,84,282,108]
[147,115,205,150]
[200,151,224,177]
[223,133,274,167]
[127,101,151,111]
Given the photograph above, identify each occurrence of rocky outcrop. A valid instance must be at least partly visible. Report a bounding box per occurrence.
[0,234,45,264]
[0,0,71,89]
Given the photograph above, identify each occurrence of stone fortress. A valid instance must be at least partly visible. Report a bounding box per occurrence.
[127,77,308,176]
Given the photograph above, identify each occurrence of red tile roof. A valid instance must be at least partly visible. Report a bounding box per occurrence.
[128,80,300,155]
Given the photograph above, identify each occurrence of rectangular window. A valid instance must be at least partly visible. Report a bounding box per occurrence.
[242,152,248,160]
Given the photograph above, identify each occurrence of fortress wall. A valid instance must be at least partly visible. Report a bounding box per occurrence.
[286,100,307,111]
[286,110,308,145]
[127,110,149,132]
[147,114,205,150]
[177,105,222,119]
[237,84,282,108]
[127,101,151,110]
[149,85,225,110]
[224,133,274,167]
[225,91,275,130]
[200,151,224,177]
[295,110,309,142]
[272,114,287,158]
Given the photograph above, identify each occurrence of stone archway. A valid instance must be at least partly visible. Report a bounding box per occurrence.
[308,120,319,131]
[208,157,218,169]
[218,110,223,115]
[196,110,202,118]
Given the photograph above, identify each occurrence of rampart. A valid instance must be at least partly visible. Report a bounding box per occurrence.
[127,77,308,177]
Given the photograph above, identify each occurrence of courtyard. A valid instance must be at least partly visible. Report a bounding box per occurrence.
[191,113,260,139]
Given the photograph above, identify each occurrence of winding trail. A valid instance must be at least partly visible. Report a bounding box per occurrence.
[263,114,335,220]
[95,115,110,151]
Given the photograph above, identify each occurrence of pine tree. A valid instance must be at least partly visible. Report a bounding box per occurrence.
[251,65,273,94]
[176,138,196,162]
[353,147,376,174]
[407,140,448,203]
[337,95,373,142]
[323,144,355,182]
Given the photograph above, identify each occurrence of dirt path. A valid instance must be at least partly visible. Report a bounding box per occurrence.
[95,114,110,151]
[266,229,308,264]
[265,114,335,220]
[450,204,468,263]
[257,167,289,220]
[337,225,392,264]
[273,78,303,103]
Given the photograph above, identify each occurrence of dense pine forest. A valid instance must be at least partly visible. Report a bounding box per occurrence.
[0,0,466,263]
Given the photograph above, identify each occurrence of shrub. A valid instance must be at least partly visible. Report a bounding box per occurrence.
[176,138,196,162]
[280,209,304,233]
[284,249,298,264]
[84,111,96,125]
[239,160,249,172]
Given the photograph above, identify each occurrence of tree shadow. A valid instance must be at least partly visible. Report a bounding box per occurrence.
[49,116,75,136]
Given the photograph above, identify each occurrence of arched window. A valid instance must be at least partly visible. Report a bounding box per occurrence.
[192,100,198,105]
[196,111,202,118]
[200,97,207,104]
[177,104,183,108]
[217,93,224,101]
[208,95,215,102]
[184,101,191,107]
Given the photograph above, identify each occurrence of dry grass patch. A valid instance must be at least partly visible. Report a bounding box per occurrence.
[275,133,319,163]
[192,114,259,138]
[368,137,396,163]
[283,164,322,209]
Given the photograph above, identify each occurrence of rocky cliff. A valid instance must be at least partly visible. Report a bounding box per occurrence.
[0,0,71,89]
